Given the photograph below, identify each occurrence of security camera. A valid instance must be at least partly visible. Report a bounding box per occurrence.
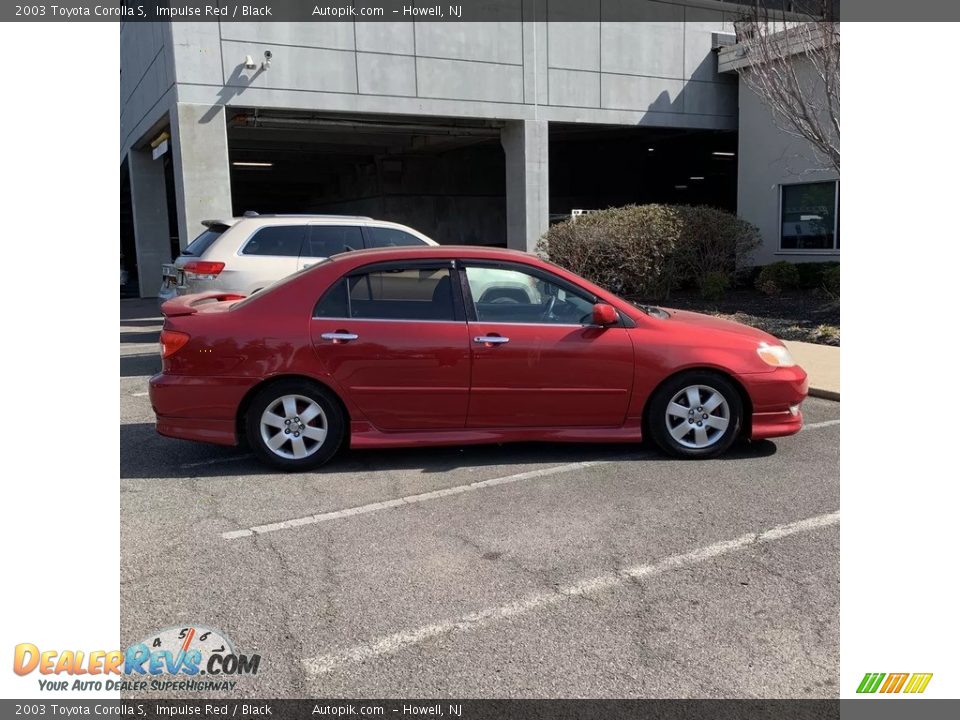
[243,55,257,70]
[262,50,272,70]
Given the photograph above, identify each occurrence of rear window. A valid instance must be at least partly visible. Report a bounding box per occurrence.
[314,266,455,321]
[181,228,224,257]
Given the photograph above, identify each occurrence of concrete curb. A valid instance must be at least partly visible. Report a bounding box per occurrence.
[808,388,840,402]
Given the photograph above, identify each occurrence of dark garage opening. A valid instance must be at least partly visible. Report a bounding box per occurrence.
[120,160,138,298]
[549,124,738,220]
[226,111,507,246]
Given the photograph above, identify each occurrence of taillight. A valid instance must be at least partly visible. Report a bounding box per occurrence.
[182,261,225,278]
[160,330,190,359]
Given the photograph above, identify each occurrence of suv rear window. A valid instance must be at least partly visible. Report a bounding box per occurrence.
[181,228,224,256]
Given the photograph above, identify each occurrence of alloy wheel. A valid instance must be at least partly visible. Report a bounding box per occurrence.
[259,394,329,460]
[664,384,730,450]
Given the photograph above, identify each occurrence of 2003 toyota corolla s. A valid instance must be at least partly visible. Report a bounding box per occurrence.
[149,246,807,470]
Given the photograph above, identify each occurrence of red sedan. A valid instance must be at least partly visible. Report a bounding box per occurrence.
[149,246,807,470]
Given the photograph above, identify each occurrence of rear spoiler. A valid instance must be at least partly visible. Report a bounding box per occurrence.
[160,292,246,317]
[201,219,238,231]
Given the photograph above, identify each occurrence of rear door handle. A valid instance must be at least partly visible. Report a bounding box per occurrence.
[474,335,510,345]
[320,332,359,343]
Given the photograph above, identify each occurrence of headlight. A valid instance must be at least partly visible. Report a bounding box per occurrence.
[757,343,795,367]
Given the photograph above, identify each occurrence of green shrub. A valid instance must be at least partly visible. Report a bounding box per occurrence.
[755,261,801,296]
[699,271,730,301]
[538,204,759,301]
[795,262,840,290]
[822,264,840,299]
[671,205,761,298]
[733,264,763,290]
[537,205,682,299]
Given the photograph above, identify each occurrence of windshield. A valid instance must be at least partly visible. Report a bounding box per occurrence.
[181,228,225,257]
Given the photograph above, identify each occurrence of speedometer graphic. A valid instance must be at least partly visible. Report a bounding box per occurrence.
[137,624,236,660]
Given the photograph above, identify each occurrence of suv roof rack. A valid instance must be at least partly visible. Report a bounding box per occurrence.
[238,213,374,220]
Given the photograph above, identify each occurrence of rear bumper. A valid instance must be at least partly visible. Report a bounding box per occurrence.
[737,365,809,441]
[149,373,258,446]
[157,281,178,305]
[155,416,237,446]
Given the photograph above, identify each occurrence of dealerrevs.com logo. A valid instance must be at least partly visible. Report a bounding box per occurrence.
[13,625,261,693]
[856,672,933,694]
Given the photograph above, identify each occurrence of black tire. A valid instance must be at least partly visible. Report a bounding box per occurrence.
[646,371,743,459]
[244,379,346,471]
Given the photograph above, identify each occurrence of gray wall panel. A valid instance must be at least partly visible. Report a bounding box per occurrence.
[357,52,417,97]
[416,57,524,103]
[548,69,600,108]
[415,22,523,64]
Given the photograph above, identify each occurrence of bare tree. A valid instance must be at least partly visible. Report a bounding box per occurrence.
[734,1,840,172]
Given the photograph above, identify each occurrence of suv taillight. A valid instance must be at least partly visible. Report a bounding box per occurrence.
[160,330,190,359]
[182,261,225,278]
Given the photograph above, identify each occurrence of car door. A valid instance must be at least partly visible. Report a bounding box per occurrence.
[301,224,365,270]
[462,262,635,428]
[235,224,305,293]
[309,260,471,431]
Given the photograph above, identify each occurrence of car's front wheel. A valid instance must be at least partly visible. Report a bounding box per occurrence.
[647,371,743,459]
[245,380,345,470]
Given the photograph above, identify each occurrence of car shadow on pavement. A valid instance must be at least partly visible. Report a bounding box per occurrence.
[121,423,778,480]
[120,298,163,322]
[120,331,160,344]
[121,354,161,378]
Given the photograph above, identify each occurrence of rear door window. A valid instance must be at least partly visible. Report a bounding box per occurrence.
[364,226,428,248]
[304,225,364,258]
[314,265,457,321]
[241,226,305,256]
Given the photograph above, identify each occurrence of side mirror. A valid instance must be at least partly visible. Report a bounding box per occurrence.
[591,303,618,326]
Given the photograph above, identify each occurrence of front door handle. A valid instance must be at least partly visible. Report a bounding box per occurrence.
[320,332,359,343]
[474,335,510,345]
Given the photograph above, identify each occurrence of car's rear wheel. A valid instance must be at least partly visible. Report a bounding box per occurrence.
[647,371,742,459]
[245,380,345,470]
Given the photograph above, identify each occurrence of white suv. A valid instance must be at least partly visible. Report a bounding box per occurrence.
[157,214,438,303]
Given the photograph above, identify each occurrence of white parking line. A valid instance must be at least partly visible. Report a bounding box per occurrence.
[300,510,840,676]
[131,392,149,397]
[221,460,611,540]
[804,419,841,430]
[220,418,840,541]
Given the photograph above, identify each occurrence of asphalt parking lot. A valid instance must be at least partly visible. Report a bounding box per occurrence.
[121,299,839,699]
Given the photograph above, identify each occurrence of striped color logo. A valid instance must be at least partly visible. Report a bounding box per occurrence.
[857,672,933,694]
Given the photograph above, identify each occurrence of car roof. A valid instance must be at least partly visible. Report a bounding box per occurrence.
[328,245,533,264]
[202,214,375,227]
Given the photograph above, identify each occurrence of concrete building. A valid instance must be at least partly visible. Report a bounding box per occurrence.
[719,28,839,266]
[121,6,764,298]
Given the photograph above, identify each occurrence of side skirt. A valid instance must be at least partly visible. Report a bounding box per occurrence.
[348,419,643,449]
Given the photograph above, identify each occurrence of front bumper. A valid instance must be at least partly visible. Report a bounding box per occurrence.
[149,373,259,446]
[738,365,809,441]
